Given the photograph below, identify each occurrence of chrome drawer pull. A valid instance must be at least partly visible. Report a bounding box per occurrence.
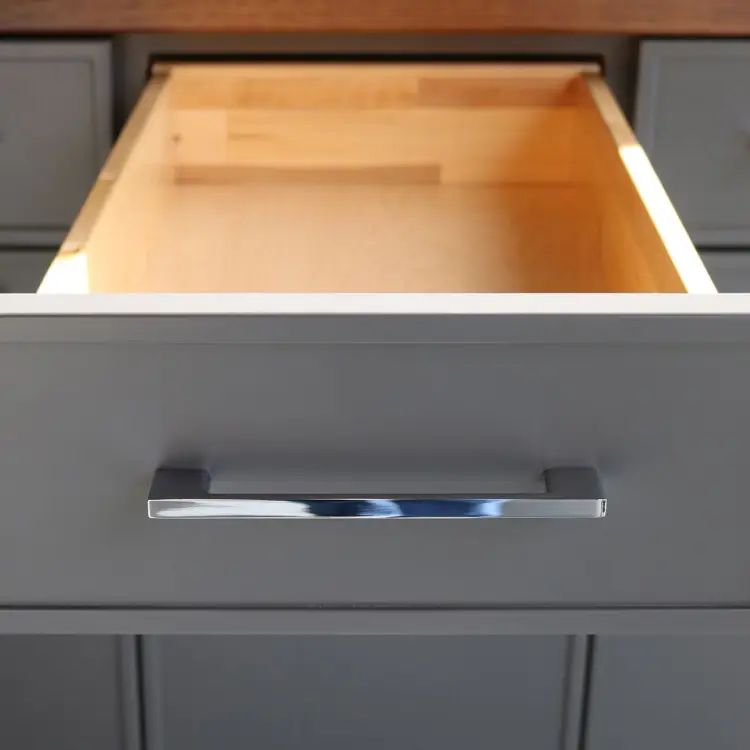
[147,467,606,520]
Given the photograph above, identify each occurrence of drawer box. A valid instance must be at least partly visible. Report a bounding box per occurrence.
[39,62,713,295]
[2,62,750,616]
[0,41,112,246]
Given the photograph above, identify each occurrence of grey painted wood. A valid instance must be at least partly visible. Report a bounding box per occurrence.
[0,41,112,246]
[587,637,750,750]
[8,607,750,635]
[0,636,140,750]
[635,41,750,246]
[701,251,750,293]
[0,313,750,614]
[117,33,635,125]
[0,249,56,292]
[143,635,575,750]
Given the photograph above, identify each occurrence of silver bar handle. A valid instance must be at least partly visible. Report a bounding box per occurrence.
[147,467,606,520]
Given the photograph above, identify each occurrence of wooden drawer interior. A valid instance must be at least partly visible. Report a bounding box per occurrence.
[39,62,715,294]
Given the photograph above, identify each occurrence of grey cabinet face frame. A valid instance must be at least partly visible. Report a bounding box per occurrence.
[635,40,750,246]
[0,41,112,246]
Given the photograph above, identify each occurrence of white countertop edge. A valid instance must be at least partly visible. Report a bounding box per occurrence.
[0,293,749,316]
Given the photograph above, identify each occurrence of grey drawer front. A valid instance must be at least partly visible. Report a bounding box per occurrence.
[701,251,750,293]
[636,41,750,246]
[0,250,55,293]
[1,314,750,608]
[0,42,111,246]
[143,636,575,750]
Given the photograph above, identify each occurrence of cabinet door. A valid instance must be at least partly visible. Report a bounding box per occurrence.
[587,637,750,750]
[0,636,139,750]
[635,41,750,246]
[143,636,581,750]
[0,41,112,246]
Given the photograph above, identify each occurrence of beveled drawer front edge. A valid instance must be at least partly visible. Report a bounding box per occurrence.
[4,607,750,636]
[1,293,750,325]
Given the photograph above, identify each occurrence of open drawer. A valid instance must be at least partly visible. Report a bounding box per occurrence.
[39,62,714,295]
[2,62,750,627]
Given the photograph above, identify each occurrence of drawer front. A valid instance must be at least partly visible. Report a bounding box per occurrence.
[701,251,750,293]
[1,314,750,608]
[0,250,57,293]
[0,42,111,246]
[636,41,750,246]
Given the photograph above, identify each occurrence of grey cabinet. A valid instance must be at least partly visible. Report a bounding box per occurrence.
[0,52,749,638]
[0,636,139,750]
[587,637,750,750]
[142,635,583,750]
[0,41,112,246]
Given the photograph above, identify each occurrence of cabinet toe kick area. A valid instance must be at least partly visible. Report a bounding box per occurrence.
[6,60,750,628]
[39,62,714,295]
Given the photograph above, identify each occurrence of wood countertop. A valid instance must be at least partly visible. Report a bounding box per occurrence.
[1,0,749,35]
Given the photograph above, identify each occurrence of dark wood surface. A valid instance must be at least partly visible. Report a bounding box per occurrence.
[1,0,749,34]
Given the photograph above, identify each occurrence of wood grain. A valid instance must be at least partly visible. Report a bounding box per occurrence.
[54,73,169,257]
[81,184,606,294]
[1,0,748,34]
[40,74,174,293]
[168,63,583,185]
[165,63,592,110]
[172,107,577,185]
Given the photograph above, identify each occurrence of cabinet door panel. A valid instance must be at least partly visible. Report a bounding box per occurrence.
[0,636,139,750]
[144,636,577,750]
[0,42,111,245]
[587,637,750,750]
